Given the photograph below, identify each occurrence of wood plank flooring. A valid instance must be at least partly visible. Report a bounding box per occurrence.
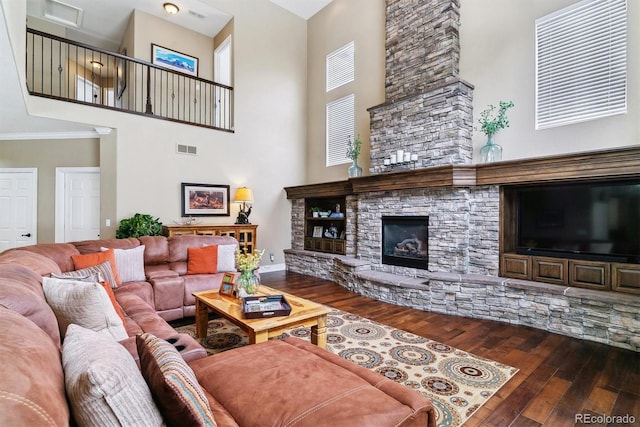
[260,270,640,427]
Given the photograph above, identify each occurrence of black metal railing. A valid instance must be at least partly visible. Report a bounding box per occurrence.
[26,28,233,132]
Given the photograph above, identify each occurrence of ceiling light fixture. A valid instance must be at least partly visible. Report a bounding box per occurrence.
[163,3,179,14]
[90,60,103,69]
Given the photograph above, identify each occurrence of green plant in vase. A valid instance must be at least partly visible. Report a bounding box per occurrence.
[115,213,162,238]
[476,100,514,163]
[235,248,265,297]
[346,134,363,177]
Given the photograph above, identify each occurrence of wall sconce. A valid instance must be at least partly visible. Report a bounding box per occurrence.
[163,3,180,14]
[90,60,103,69]
[233,187,254,224]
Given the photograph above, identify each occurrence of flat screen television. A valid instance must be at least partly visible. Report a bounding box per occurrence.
[516,180,640,264]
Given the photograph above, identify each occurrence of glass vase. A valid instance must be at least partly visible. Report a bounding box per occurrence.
[237,269,260,298]
[480,134,503,163]
[348,158,363,177]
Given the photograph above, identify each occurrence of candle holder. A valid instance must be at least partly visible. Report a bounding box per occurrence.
[382,158,418,172]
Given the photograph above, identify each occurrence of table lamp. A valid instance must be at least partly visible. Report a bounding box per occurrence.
[233,187,254,224]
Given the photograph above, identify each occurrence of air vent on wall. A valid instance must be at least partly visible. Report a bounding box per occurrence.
[44,0,83,27]
[176,144,198,155]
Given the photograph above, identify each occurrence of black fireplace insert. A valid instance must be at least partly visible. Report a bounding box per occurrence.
[381,216,428,269]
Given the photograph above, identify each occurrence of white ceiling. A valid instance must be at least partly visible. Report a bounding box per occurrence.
[1,0,333,139]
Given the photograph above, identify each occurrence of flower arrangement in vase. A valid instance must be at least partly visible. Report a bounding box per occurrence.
[346,135,363,177]
[235,248,265,297]
[476,100,514,163]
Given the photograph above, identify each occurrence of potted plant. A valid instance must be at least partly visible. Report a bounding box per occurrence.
[346,134,363,177]
[310,207,321,218]
[476,100,514,163]
[116,213,163,238]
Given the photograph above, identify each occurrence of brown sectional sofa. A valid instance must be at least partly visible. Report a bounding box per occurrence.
[0,235,435,426]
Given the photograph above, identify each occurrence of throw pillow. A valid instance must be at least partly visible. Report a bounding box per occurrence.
[137,333,217,427]
[187,245,218,275]
[63,325,164,427]
[72,248,122,286]
[51,269,125,323]
[216,244,236,272]
[101,245,146,283]
[54,260,118,289]
[42,276,128,341]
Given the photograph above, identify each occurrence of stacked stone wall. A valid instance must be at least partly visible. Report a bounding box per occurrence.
[385,0,460,100]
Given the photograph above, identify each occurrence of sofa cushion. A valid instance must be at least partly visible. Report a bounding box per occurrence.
[55,260,119,289]
[73,237,140,254]
[187,245,218,274]
[137,332,216,427]
[9,243,79,273]
[72,248,122,286]
[0,307,69,427]
[63,324,164,427]
[0,249,62,276]
[43,276,128,341]
[168,235,238,263]
[102,245,146,283]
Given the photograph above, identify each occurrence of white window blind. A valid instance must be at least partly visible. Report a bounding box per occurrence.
[326,94,355,167]
[535,0,627,129]
[326,41,355,92]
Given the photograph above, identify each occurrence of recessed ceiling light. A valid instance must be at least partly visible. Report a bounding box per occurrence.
[163,3,179,14]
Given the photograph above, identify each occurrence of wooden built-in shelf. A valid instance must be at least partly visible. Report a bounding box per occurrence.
[285,146,640,198]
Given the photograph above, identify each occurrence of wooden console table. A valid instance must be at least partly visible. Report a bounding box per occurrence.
[162,224,258,254]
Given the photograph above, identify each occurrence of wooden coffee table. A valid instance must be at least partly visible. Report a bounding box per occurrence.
[193,285,332,348]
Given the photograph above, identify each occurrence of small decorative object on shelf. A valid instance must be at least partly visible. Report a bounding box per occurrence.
[235,248,264,297]
[477,100,514,163]
[382,150,418,172]
[346,135,363,177]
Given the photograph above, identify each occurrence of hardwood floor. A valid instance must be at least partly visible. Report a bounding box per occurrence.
[260,270,640,427]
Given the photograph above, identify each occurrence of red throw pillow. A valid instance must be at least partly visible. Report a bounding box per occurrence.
[187,245,218,275]
[99,281,126,324]
[72,249,122,285]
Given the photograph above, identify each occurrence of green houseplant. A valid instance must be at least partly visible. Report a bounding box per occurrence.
[116,213,163,238]
[477,100,514,163]
[346,134,363,177]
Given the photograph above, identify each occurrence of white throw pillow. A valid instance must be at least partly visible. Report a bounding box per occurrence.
[101,245,146,283]
[42,276,128,341]
[63,324,164,427]
[217,244,236,272]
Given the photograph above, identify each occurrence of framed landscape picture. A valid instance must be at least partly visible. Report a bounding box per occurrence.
[181,183,230,217]
[151,44,198,76]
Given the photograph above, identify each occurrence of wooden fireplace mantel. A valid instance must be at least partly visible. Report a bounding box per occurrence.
[284,146,640,198]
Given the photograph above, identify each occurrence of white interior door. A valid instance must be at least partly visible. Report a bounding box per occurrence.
[214,35,232,127]
[0,169,37,251]
[55,167,100,242]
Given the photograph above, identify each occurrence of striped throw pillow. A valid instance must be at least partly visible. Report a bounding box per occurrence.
[137,333,217,427]
[56,260,118,289]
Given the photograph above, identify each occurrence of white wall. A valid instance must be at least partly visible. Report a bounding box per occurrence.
[1,0,307,265]
[460,0,640,160]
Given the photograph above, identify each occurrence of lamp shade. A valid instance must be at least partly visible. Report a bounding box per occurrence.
[233,187,254,203]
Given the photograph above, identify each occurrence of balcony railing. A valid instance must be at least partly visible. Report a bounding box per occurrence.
[26,28,233,132]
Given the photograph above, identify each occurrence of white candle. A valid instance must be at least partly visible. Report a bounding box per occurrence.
[396,150,404,162]
[390,154,397,164]
[383,158,390,166]
[404,152,411,162]
[411,153,418,161]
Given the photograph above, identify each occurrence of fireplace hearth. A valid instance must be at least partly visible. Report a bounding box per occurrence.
[382,216,429,269]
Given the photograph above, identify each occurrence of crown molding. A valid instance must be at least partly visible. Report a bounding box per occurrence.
[0,130,102,140]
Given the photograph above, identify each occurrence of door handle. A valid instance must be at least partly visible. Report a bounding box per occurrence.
[21,233,31,237]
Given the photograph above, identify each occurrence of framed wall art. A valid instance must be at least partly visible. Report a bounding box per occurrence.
[312,226,324,238]
[151,44,198,76]
[181,183,230,217]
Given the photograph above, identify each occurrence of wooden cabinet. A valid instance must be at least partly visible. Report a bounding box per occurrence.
[162,224,258,254]
[304,197,346,255]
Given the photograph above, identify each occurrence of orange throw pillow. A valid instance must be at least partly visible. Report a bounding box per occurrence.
[99,281,126,324]
[187,245,218,275]
[72,249,122,285]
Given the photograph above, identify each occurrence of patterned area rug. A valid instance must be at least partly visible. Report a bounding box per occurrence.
[175,308,518,427]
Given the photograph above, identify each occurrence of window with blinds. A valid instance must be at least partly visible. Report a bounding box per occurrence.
[326,42,355,92]
[326,93,355,167]
[535,0,627,130]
